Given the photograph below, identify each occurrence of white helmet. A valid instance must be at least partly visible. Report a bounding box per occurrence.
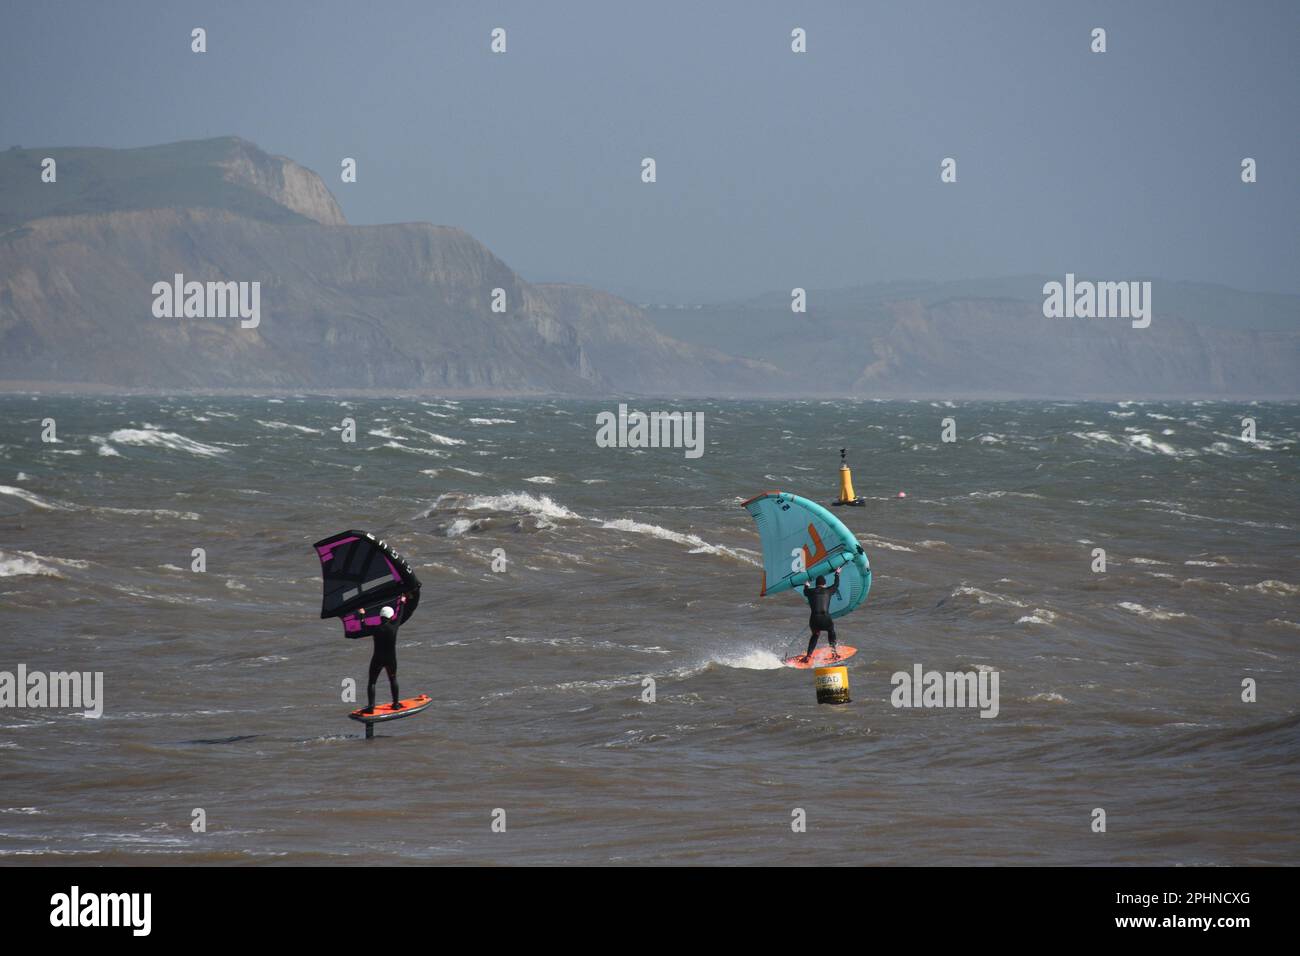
[379,606,395,620]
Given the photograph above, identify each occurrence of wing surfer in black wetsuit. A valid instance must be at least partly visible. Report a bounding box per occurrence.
[360,604,402,714]
[799,567,841,663]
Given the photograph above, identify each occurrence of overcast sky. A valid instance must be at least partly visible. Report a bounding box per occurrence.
[2,0,1296,300]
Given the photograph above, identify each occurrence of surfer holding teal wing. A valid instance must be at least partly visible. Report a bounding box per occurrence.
[740,492,872,669]
[801,568,842,663]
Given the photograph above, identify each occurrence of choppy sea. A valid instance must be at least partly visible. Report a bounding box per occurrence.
[1,396,1296,864]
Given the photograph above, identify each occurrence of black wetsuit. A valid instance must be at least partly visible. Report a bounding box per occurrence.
[367,618,400,711]
[802,577,840,657]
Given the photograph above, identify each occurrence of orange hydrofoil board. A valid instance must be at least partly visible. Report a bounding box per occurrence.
[348,694,432,723]
[783,645,857,669]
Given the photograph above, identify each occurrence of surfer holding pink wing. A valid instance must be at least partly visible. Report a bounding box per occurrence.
[313,531,433,736]
[360,602,403,715]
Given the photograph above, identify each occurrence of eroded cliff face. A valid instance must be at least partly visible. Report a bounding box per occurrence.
[0,139,777,393]
[0,137,345,229]
[0,209,584,389]
[214,138,346,226]
[4,138,1290,398]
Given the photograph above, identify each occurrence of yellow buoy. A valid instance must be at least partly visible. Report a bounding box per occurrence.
[814,665,851,705]
[838,461,856,503]
[833,448,864,506]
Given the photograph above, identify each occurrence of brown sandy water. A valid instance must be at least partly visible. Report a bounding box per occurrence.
[0,396,1296,864]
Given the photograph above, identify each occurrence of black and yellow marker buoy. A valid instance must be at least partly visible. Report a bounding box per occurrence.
[832,448,865,507]
[814,665,851,705]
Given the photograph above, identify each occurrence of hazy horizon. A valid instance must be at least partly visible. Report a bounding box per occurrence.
[3,0,1297,300]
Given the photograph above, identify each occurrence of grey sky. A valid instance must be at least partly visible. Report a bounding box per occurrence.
[2,0,1296,300]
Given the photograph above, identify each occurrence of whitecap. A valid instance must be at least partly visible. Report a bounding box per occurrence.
[599,518,759,564]
[256,420,322,434]
[1118,601,1188,621]
[107,428,227,458]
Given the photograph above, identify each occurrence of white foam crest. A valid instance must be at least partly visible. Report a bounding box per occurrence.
[600,518,760,564]
[1071,430,1126,448]
[710,647,786,670]
[257,420,322,434]
[97,505,200,520]
[862,535,914,552]
[1118,601,1188,621]
[0,485,196,519]
[1017,609,1057,625]
[0,485,72,510]
[1125,433,1185,456]
[381,441,444,457]
[0,551,62,578]
[953,586,1028,608]
[436,491,581,521]
[1247,580,1299,597]
[107,428,227,458]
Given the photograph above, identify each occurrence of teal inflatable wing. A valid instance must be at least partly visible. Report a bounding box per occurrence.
[742,490,871,619]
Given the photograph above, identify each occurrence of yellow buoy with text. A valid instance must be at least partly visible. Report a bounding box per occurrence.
[814,665,851,705]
